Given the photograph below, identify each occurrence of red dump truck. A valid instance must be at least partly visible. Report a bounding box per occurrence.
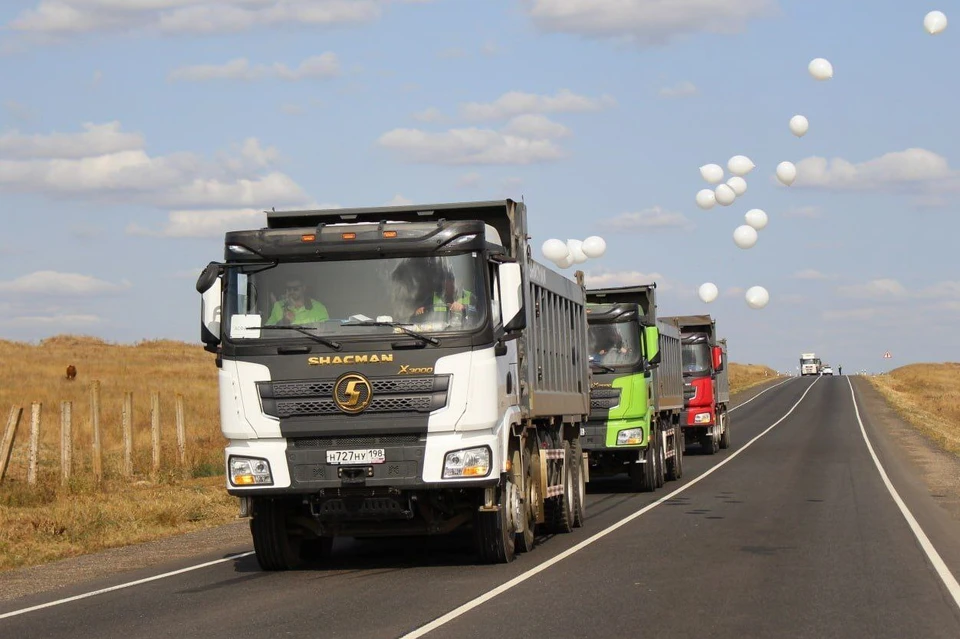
[664,315,730,454]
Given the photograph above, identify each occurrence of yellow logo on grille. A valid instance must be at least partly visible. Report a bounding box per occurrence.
[333,373,373,414]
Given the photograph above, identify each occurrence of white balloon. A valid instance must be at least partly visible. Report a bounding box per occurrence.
[541,238,568,262]
[715,184,737,206]
[698,282,719,304]
[776,161,797,186]
[733,224,758,249]
[696,188,717,210]
[789,115,809,137]
[745,286,770,309]
[808,58,833,80]
[554,254,573,268]
[581,236,607,258]
[567,239,588,264]
[699,163,724,184]
[744,208,768,230]
[924,11,948,35]
[727,155,756,176]
[726,176,748,196]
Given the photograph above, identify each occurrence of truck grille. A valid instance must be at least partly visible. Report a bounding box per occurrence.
[589,387,622,410]
[258,375,449,418]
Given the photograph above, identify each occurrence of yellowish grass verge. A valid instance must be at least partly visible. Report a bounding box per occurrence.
[865,363,960,457]
[729,363,781,395]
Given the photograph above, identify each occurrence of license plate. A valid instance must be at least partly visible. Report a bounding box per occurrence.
[326,448,386,465]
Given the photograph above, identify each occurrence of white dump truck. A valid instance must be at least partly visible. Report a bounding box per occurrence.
[196,199,591,568]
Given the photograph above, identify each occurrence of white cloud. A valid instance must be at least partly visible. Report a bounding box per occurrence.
[456,172,482,188]
[599,206,694,232]
[169,53,340,82]
[377,127,566,165]
[460,89,616,121]
[8,0,387,36]
[0,122,310,209]
[502,114,571,139]
[793,148,960,194]
[129,202,342,238]
[523,0,776,46]
[836,278,909,300]
[584,269,670,290]
[782,205,822,219]
[658,81,697,98]
[0,271,131,296]
[387,194,412,205]
[412,107,445,123]
[792,269,834,280]
[0,121,144,159]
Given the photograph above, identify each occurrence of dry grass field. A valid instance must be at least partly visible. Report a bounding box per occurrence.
[729,363,781,395]
[0,335,779,572]
[866,363,960,457]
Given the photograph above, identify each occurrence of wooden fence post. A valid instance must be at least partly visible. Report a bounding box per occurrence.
[151,391,161,476]
[0,405,23,483]
[122,392,133,478]
[175,393,186,472]
[61,401,72,486]
[28,402,41,485]
[91,380,102,483]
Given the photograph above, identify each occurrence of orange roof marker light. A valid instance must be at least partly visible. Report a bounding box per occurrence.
[301,234,316,242]
[383,230,398,238]
[341,232,357,240]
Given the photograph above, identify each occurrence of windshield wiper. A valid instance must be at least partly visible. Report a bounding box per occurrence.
[259,325,342,350]
[590,361,617,374]
[341,320,440,346]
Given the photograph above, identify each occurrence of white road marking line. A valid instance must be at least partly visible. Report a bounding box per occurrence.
[846,378,960,611]
[400,376,821,638]
[0,551,256,620]
[729,376,795,413]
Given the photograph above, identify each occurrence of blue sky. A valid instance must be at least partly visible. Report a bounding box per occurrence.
[0,0,957,374]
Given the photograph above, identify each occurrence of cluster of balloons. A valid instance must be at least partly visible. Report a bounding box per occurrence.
[695,155,755,210]
[541,236,607,269]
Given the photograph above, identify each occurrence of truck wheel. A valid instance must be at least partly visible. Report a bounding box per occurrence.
[516,445,537,553]
[474,476,519,564]
[719,412,731,449]
[572,439,586,528]
[628,440,656,492]
[666,424,683,481]
[250,498,303,571]
[701,429,718,455]
[544,441,575,534]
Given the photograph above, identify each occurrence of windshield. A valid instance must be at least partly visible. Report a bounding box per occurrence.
[588,321,641,367]
[682,343,711,374]
[223,253,487,340]
[801,358,818,366]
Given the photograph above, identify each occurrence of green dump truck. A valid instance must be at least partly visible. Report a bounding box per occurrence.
[582,284,684,492]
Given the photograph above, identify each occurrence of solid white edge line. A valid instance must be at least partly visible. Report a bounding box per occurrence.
[0,376,800,624]
[0,551,257,620]
[399,376,821,638]
[846,377,960,611]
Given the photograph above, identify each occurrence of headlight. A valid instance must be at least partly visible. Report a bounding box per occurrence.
[617,428,644,446]
[694,412,712,424]
[229,456,274,486]
[442,446,491,478]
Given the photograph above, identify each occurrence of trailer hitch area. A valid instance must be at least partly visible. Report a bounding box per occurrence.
[338,466,373,486]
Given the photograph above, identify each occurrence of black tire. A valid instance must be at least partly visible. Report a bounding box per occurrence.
[516,446,537,553]
[701,429,718,455]
[666,424,683,481]
[628,437,657,493]
[544,440,575,534]
[475,480,517,564]
[250,498,303,571]
[572,439,586,528]
[654,423,665,489]
[719,412,731,449]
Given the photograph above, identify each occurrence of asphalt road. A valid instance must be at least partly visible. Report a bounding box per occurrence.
[2,376,960,638]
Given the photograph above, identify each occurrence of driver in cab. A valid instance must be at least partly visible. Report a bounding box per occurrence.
[414,270,474,317]
[266,279,329,326]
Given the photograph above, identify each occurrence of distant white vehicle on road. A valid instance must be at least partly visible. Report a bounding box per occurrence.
[821,365,834,376]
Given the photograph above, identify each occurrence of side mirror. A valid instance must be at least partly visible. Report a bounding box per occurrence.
[200,274,222,349]
[644,325,661,367]
[196,262,221,294]
[498,262,526,333]
[712,346,724,371]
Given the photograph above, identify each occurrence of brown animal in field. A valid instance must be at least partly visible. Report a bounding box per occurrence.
[66,365,77,380]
